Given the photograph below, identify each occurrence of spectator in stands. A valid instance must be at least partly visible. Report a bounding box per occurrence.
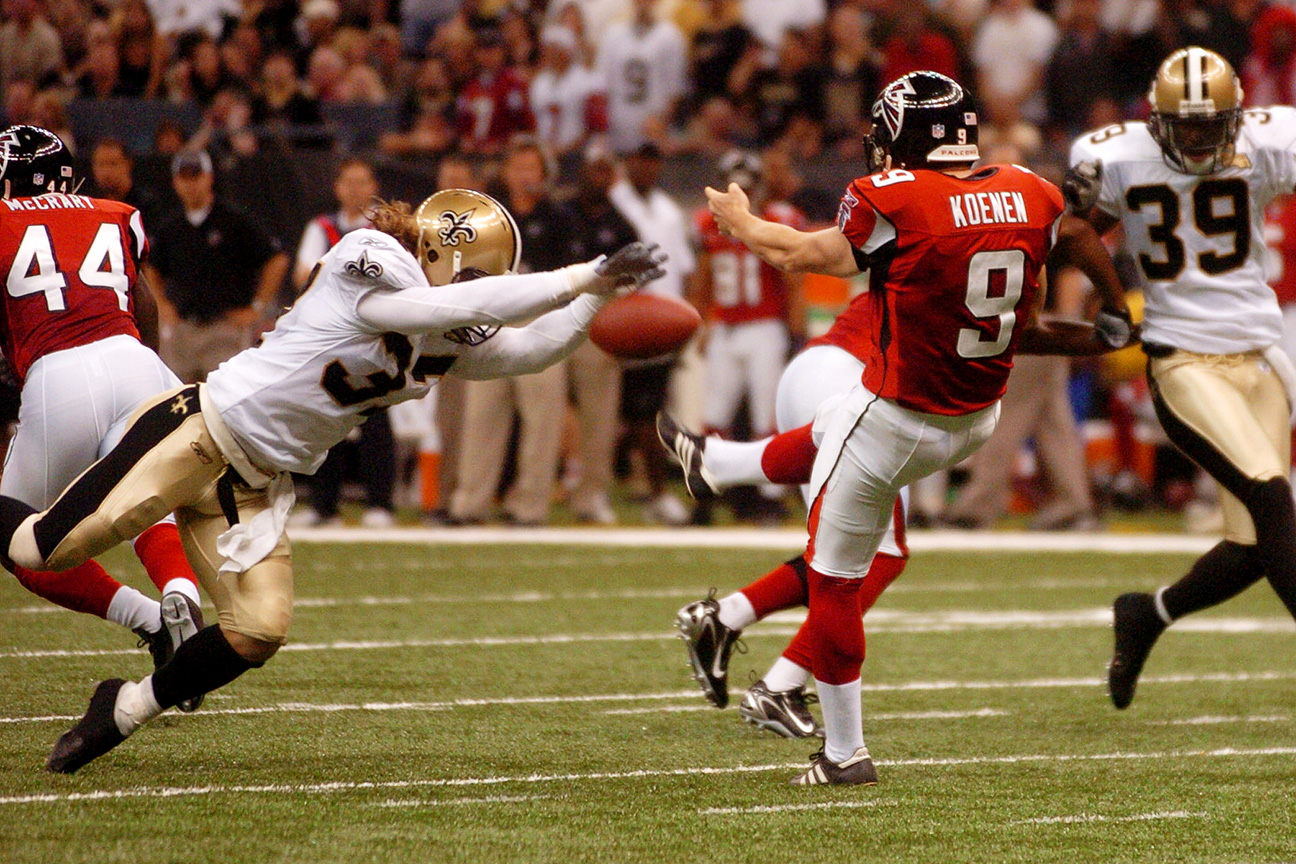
[307,45,348,103]
[152,118,187,156]
[30,90,74,153]
[879,3,960,86]
[0,0,66,102]
[400,0,460,58]
[529,25,606,158]
[146,149,289,384]
[368,22,408,92]
[609,141,696,525]
[251,49,325,140]
[597,0,687,154]
[740,0,826,63]
[500,8,537,70]
[380,53,457,157]
[76,35,125,99]
[294,0,341,70]
[563,144,641,524]
[147,0,237,40]
[685,0,754,110]
[823,5,879,155]
[111,0,164,98]
[88,138,157,225]
[455,26,534,155]
[450,138,571,525]
[186,35,232,108]
[338,61,388,104]
[1046,0,1119,145]
[972,0,1058,128]
[289,158,397,529]
[191,87,258,158]
[742,29,827,154]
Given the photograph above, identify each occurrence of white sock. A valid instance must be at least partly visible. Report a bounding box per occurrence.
[8,513,43,569]
[113,675,163,736]
[816,677,865,764]
[763,657,809,692]
[704,437,773,488]
[717,592,757,631]
[106,587,163,633]
[162,578,201,606]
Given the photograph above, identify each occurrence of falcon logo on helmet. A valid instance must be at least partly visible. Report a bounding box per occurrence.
[0,125,76,198]
[1147,46,1243,175]
[863,71,979,174]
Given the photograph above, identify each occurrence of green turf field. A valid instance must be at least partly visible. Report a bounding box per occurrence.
[1,535,1294,864]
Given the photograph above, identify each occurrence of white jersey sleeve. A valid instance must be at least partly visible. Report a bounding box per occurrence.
[1239,105,1296,202]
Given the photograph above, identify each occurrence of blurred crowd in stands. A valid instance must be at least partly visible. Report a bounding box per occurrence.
[3,0,1295,531]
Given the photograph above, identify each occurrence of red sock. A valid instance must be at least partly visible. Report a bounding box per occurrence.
[760,423,817,485]
[858,553,907,615]
[781,554,906,668]
[805,565,865,685]
[13,560,121,619]
[132,522,199,594]
[740,556,808,618]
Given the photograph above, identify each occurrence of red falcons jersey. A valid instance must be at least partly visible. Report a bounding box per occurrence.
[0,194,146,382]
[837,164,1064,415]
[696,201,806,325]
[456,68,535,151]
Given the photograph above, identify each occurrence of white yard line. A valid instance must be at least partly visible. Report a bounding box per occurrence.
[1015,810,1206,825]
[285,526,1215,554]
[1147,714,1289,726]
[2,673,1292,726]
[605,706,1009,720]
[5,606,1290,659]
[0,748,1291,807]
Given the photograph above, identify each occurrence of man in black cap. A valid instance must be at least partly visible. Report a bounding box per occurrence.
[145,149,289,382]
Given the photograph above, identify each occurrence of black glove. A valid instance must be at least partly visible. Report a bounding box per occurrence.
[595,242,668,289]
[1063,159,1103,212]
[1095,306,1134,349]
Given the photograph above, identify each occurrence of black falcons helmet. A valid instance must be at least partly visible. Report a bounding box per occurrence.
[0,125,76,198]
[863,71,980,173]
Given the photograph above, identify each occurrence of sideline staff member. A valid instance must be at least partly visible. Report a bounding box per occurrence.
[146,149,289,382]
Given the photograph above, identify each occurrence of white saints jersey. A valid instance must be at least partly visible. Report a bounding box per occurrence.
[205,230,465,475]
[1071,106,1296,354]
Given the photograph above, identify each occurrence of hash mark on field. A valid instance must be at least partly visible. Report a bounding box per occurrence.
[1016,809,1206,825]
[1148,714,1289,726]
[1,748,1294,807]
[375,795,541,808]
[701,801,879,814]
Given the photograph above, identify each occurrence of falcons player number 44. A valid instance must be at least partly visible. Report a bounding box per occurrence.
[7,217,134,312]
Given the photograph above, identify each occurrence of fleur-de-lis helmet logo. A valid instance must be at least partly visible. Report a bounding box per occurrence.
[438,209,478,247]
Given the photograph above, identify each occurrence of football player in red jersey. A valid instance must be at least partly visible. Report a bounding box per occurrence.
[0,127,206,707]
[700,72,1135,785]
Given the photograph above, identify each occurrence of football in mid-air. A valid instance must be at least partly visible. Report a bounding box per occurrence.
[589,292,701,359]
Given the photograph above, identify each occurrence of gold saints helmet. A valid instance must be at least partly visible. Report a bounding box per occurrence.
[1147,46,1243,175]
[413,188,522,345]
[413,188,522,286]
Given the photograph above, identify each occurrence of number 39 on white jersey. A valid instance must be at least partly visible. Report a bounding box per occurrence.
[1070,106,1296,354]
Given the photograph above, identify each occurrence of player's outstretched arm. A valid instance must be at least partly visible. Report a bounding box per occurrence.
[1050,213,1129,318]
[705,183,860,277]
[357,243,666,335]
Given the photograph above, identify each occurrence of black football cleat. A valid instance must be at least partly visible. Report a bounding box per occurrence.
[48,679,129,774]
[675,595,743,708]
[790,745,878,786]
[655,412,718,500]
[739,680,824,738]
[1108,592,1167,710]
[160,593,205,713]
